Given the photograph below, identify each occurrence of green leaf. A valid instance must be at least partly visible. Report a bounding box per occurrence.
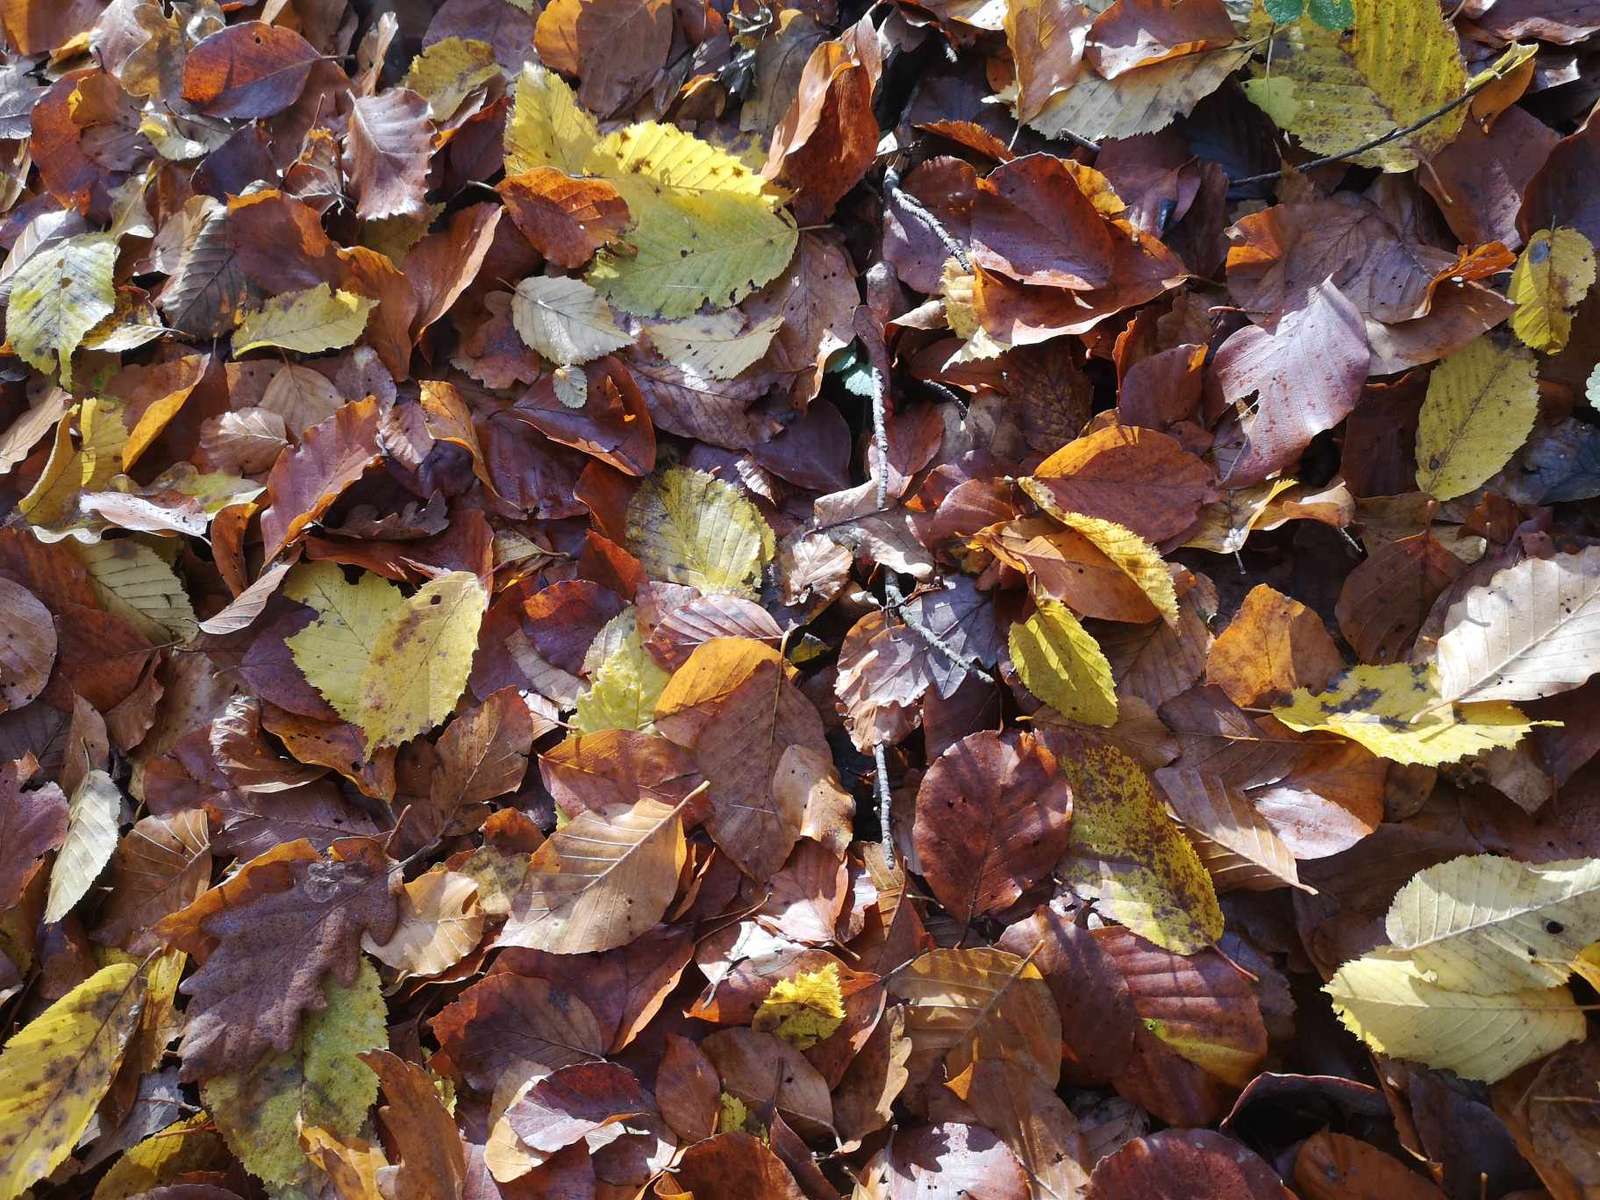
[203,959,386,1188]
[1264,0,1304,21]
[4,233,118,385]
[233,283,376,355]
[1307,0,1354,29]
[0,962,146,1198]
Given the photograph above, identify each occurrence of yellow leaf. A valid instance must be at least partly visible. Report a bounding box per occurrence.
[626,466,774,598]
[1009,600,1118,727]
[92,1115,227,1200]
[1509,227,1597,353]
[204,959,385,1189]
[753,964,846,1049]
[1415,338,1539,502]
[510,274,633,367]
[233,284,376,355]
[18,397,128,535]
[505,66,795,316]
[573,611,671,734]
[585,121,798,317]
[497,795,688,953]
[3,232,118,385]
[1386,854,1600,993]
[284,563,488,752]
[403,36,498,121]
[1057,738,1223,954]
[1243,0,1467,172]
[505,62,600,176]
[1273,663,1537,767]
[0,962,146,1198]
[1326,955,1584,1082]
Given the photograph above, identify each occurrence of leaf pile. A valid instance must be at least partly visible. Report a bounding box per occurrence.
[2,1,1600,1199]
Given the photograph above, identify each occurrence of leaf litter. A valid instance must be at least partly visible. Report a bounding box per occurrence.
[2,1,1600,1198]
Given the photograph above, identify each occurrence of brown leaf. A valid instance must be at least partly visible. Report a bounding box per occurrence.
[506,1061,650,1154]
[347,90,433,221]
[429,972,607,1090]
[181,22,320,118]
[655,638,830,879]
[0,763,67,911]
[1212,282,1371,485]
[0,577,57,711]
[656,1033,721,1145]
[1026,424,1218,543]
[701,1027,835,1137]
[1085,0,1237,79]
[498,168,631,270]
[154,839,399,1079]
[1293,1131,1446,1200]
[413,688,535,847]
[859,1123,1031,1200]
[92,811,213,955]
[766,17,884,225]
[360,1050,468,1200]
[259,397,382,562]
[1205,584,1342,708]
[913,729,1073,924]
[534,0,672,116]
[1335,533,1466,665]
[1086,1129,1293,1198]
[669,1132,807,1200]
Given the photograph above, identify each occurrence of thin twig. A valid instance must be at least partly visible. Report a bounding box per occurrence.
[883,163,970,271]
[874,741,896,870]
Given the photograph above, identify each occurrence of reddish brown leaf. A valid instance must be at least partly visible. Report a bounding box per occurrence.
[913,729,1072,924]
[498,168,631,270]
[259,397,382,562]
[1086,1129,1293,1198]
[181,22,320,119]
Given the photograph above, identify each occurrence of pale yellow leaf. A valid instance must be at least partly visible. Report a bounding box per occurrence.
[1386,854,1600,993]
[1326,955,1584,1082]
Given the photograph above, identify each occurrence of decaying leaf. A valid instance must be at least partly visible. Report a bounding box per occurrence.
[0,963,147,1198]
